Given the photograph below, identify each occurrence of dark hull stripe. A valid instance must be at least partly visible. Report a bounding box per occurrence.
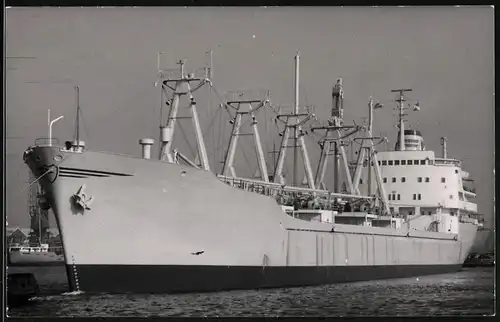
[58,166,133,177]
[59,174,90,178]
[60,171,109,178]
[67,264,462,294]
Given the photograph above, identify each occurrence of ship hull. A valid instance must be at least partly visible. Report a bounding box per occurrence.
[67,263,462,294]
[24,146,478,294]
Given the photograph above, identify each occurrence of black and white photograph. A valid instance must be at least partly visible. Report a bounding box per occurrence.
[5,6,495,317]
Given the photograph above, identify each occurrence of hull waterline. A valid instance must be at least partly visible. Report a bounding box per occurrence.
[66,264,463,294]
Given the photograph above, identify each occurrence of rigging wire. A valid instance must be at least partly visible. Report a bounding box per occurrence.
[202,106,222,138]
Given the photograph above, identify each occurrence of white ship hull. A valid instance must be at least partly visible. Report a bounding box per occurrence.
[24,146,478,293]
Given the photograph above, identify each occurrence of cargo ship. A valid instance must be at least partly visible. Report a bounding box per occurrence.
[23,52,479,294]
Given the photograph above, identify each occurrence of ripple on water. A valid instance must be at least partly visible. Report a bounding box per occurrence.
[8,267,495,317]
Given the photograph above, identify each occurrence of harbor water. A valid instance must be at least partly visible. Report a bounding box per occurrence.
[7,266,495,317]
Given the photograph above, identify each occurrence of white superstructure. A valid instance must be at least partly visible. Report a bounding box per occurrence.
[353,91,478,235]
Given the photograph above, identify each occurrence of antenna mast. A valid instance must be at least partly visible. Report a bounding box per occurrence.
[391,88,412,151]
[293,51,300,187]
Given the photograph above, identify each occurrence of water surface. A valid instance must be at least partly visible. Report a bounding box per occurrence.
[8,266,495,317]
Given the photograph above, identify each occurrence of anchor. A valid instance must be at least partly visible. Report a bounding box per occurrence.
[72,184,94,211]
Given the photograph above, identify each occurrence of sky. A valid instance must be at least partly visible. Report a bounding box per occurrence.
[5,7,495,228]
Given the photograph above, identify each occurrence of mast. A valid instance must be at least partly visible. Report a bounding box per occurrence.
[221,90,270,181]
[293,51,300,187]
[441,137,448,158]
[312,78,358,194]
[367,97,373,197]
[272,52,315,189]
[333,142,339,193]
[158,58,211,170]
[157,51,164,159]
[207,50,214,166]
[70,85,85,152]
[75,85,80,147]
[350,96,390,214]
[391,88,412,151]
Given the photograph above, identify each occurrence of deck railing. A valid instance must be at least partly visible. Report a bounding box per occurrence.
[459,215,478,225]
[34,138,59,146]
[434,158,461,167]
[217,175,379,214]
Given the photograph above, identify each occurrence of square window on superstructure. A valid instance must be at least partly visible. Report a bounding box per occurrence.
[441,177,446,183]
[395,160,400,165]
[383,177,387,183]
[425,177,430,183]
[421,210,425,216]
[382,160,387,166]
[428,211,432,215]
[414,159,419,164]
[397,194,400,200]
[392,177,396,183]
[418,194,421,200]
[455,169,459,174]
[388,194,391,200]
[413,194,416,200]
[378,161,381,166]
[408,160,413,165]
[420,160,426,165]
[388,160,394,166]
[392,194,396,200]
[418,177,422,183]
[401,177,406,183]
[401,160,406,165]
[360,178,363,184]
